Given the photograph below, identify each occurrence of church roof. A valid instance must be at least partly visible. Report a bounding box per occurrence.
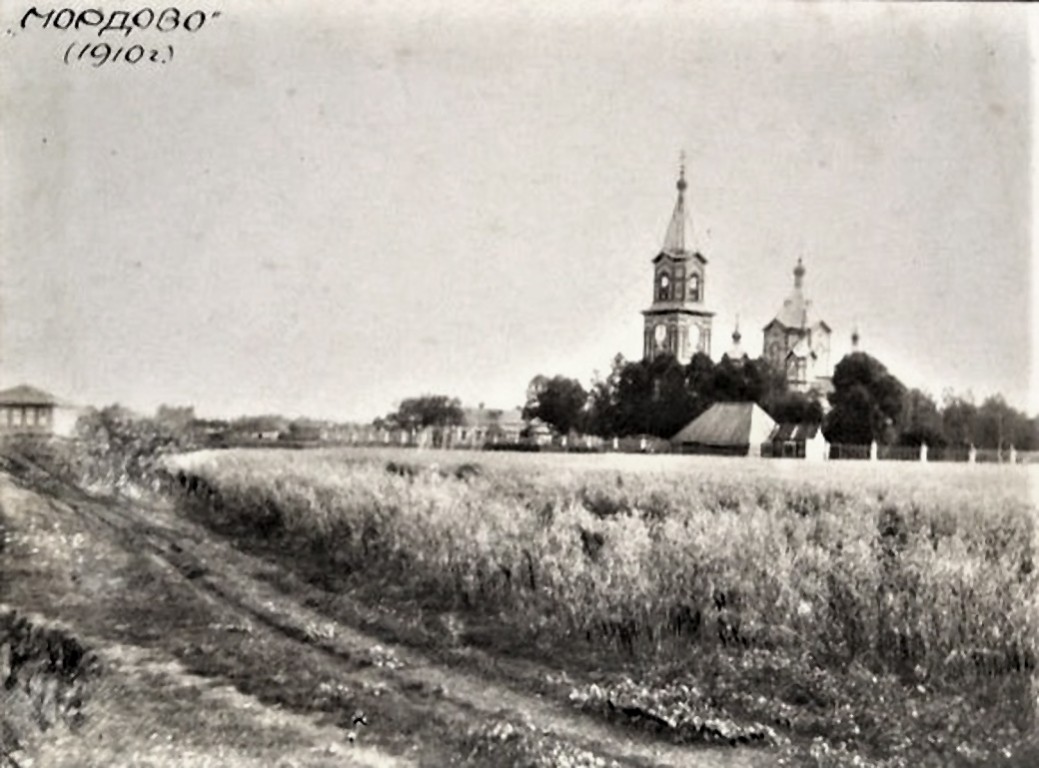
[651,251,706,265]
[786,337,816,360]
[765,258,829,331]
[772,292,811,329]
[660,160,699,257]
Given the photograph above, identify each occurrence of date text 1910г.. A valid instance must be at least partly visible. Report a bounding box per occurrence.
[20,6,222,67]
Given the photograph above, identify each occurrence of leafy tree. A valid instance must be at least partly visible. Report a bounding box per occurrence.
[972,395,1035,452]
[707,356,823,422]
[522,375,588,435]
[824,352,905,444]
[578,347,1037,452]
[154,404,203,443]
[940,391,977,447]
[585,355,626,437]
[707,355,763,403]
[602,354,711,438]
[607,358,656,436]
[767,391,825,425]
[582,352,802,438]
[384,395,464,429]
[74,404,193,486]
[649,355,702,437]
[583,356,688,438]
[287,418,326,441]
[685,352,716,402]
[155,405,195,431]
[709,356,826,424]
[897,389,945,447]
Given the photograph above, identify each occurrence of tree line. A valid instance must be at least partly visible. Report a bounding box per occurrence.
[518,352,1038,450]
[66,350,1033,455]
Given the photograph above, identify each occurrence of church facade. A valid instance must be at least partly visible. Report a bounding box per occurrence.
[640,165,833,395]
[762,259,832,394]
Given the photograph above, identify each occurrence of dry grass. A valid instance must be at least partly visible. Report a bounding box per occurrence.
[168,448,1039,763]
[171,449,1036,679]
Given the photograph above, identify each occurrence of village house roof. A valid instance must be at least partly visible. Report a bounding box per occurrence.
[231,415,288,433]
[671,402,777,448]
[461,407,524,430]
[524,417,554,436]
[0,385,59,406]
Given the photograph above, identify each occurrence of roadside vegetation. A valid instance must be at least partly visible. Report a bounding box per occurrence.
[166,447,1038,767]
[0,611,101,767]
[4,417,1036,766]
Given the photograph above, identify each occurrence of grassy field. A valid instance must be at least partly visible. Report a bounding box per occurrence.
[169,448,1038,766]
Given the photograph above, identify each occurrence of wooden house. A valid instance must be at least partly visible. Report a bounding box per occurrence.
[0,385,81,437]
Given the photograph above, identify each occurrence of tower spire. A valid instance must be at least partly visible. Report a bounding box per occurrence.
[662,152,691,254]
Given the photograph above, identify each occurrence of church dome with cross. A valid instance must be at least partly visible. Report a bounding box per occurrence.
[639,159,835,396]
[761,258,833,393]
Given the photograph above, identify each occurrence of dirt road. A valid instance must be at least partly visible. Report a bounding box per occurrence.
[0,466,776,767]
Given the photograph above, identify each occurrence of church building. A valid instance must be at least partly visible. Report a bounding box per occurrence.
[762,258,832,394]
[642,163,714,363]
[638,162,837,399]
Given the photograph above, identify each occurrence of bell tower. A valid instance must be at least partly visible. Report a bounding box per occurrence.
[642,157,714,362]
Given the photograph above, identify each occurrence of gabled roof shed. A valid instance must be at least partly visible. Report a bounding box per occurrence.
[671,402,777,456]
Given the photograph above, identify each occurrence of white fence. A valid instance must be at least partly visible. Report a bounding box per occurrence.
[828,442,1025,464]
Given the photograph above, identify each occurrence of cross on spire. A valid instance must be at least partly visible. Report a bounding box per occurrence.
[662,152,692,254]
[793,257,806,289]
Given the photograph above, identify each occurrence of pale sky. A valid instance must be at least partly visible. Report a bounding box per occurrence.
[1,2,1034,421]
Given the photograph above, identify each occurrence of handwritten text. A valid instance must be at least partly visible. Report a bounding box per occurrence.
[20,6,221,66]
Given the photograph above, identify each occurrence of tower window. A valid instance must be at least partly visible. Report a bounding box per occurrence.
[657,272,671,301]
[688,274,700,302]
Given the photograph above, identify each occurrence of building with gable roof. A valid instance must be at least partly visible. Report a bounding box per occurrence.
[671,402,777,456]
[767,421,830,460]
[0,384,83,437]
[458,405,525,445]
[0,385,57,435]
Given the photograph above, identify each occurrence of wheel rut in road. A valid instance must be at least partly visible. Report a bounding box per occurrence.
[2,460,774,768]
